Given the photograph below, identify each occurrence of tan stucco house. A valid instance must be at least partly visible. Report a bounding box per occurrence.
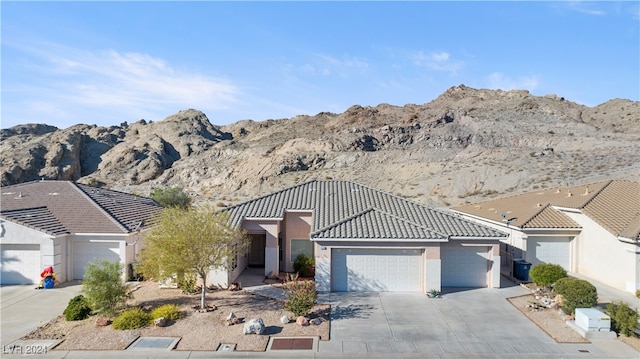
[452,179,640,294]
[213,180,507,293]
[0,181,162,285]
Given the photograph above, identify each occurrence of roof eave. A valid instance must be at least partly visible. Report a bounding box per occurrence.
[311,237,448,242]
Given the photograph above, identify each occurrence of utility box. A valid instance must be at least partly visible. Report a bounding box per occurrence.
[512,258,532,281]
[575,308,611,332]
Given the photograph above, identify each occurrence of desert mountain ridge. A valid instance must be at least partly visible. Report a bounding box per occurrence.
[2,85,639,208]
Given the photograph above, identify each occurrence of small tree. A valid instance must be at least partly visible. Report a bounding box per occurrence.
[150,186,192,208]
[606,301,639,337]
[281,274,318,317]
[137,205,248,310]
[553,277,598,315]
[81,260,131,316]
[529,263,567,289]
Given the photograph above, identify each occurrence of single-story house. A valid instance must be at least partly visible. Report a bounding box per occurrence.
[214,180,507,293]
[0,180,162,285]
[452,179,640,294]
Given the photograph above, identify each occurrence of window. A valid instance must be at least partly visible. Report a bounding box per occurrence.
[290,239,314,262]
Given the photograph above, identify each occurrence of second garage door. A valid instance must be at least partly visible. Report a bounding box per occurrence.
[527,237,570,270]
[331,248,422,291]
[73,241,121,279]
[441,244,488,287]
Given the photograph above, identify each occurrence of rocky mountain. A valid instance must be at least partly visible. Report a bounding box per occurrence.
[2,85,639,208]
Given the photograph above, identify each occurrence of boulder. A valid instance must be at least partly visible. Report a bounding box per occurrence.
[154,317,167,327]
[95,317,112,327]
[280,315,290,324]
[243,318,265,334]
[310,318,322,325]
[296,316,309,326]
[225,312,241,326]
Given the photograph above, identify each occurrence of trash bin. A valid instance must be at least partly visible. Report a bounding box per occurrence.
[128,262,143,281]
[512,259,532,281]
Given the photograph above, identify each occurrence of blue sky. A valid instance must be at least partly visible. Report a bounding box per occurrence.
[2,1,638,129]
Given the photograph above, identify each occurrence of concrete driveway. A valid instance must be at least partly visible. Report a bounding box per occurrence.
[1,281,82,346]
[318,287,639,357]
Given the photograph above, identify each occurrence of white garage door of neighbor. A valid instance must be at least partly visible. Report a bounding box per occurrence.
[441,244,488,288]
[527,238,570,270]
[332,248,422,291]
[1,244,41,284]
[73,241,121,279]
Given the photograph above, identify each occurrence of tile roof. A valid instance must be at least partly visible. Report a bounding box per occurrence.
[226,180,506,241]
[0,207,69,236]
[0,181,162,235]
[453,180,640,240]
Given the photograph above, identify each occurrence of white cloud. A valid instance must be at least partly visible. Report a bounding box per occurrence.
[485,72,540,91]
[566,1,606,16]
[4,44,239,127]
[412,51,463,74]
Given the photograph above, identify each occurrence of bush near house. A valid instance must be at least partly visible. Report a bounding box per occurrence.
[81,260,132,316]
[112,308,152,330]
[529,263,567,289]
[63,295,93,321]
[606,301,639,337]
[293,254,315,278]
[282,276,318,317]
[553,277,598,315]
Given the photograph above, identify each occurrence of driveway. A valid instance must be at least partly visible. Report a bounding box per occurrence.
[318,287,639,357]
[0,281,82,346]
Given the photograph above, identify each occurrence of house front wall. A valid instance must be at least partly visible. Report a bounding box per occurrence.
[565,212,639,293]
[282,211,313,273]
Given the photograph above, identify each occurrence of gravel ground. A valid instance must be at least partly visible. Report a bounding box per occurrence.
[22,281,329,352]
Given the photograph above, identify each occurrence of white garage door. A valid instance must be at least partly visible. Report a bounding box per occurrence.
[73,241,121,279]
[441,244,488,287]
[331,248,422,291]
[1,244,41,284]
[527,238,570,270]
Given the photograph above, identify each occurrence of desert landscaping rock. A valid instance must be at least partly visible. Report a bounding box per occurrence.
[296,316,309,326]
[154,317,166,327]
[243,318,266,335]
[21,281,329,351]
[280,315,290,324]
[310,318,322,325]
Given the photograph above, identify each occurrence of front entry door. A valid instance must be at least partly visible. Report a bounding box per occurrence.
[248,234,266,267]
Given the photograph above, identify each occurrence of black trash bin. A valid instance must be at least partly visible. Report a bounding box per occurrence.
[128,262,143,281]
[512,259,531,281]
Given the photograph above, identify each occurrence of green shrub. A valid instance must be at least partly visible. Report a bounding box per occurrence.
[178,273,198,294]
[553,277,598,315]
[112,308,151,330]
[63,295,93,321]
[81,260,131,316]
[606,301,639,336]
[282,279,317,317]
[636,289,640,299]
[150,304,182,322]
[529,263,567,288]
[293,254,315,278]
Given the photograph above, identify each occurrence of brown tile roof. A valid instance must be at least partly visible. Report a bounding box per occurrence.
[0,207,69,236]
[0,181,162,235]
[453,180,640,240]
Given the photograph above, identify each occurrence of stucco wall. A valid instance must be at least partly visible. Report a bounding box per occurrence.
[566,212,639,293]
[242,219,281,278]
[0,220,57,284]
[282,211,312,272]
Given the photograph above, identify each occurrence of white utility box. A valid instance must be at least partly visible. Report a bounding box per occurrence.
[575,308,611,332]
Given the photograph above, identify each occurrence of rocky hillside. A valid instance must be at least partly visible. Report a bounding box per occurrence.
[2,85,639,207]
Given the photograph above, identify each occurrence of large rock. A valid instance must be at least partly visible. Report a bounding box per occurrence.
[296,316,309,326]
[243,318,265,335]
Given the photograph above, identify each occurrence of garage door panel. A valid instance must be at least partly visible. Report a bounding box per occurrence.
[332,249,422,292]
[73,241,121,279]
[1,244,41,285]
[527,239,570,270]
[441,245,488,288]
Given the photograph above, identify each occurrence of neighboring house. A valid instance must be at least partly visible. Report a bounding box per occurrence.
[215,180,507,293]
[1,180,162,285]
[452,179,640,294]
